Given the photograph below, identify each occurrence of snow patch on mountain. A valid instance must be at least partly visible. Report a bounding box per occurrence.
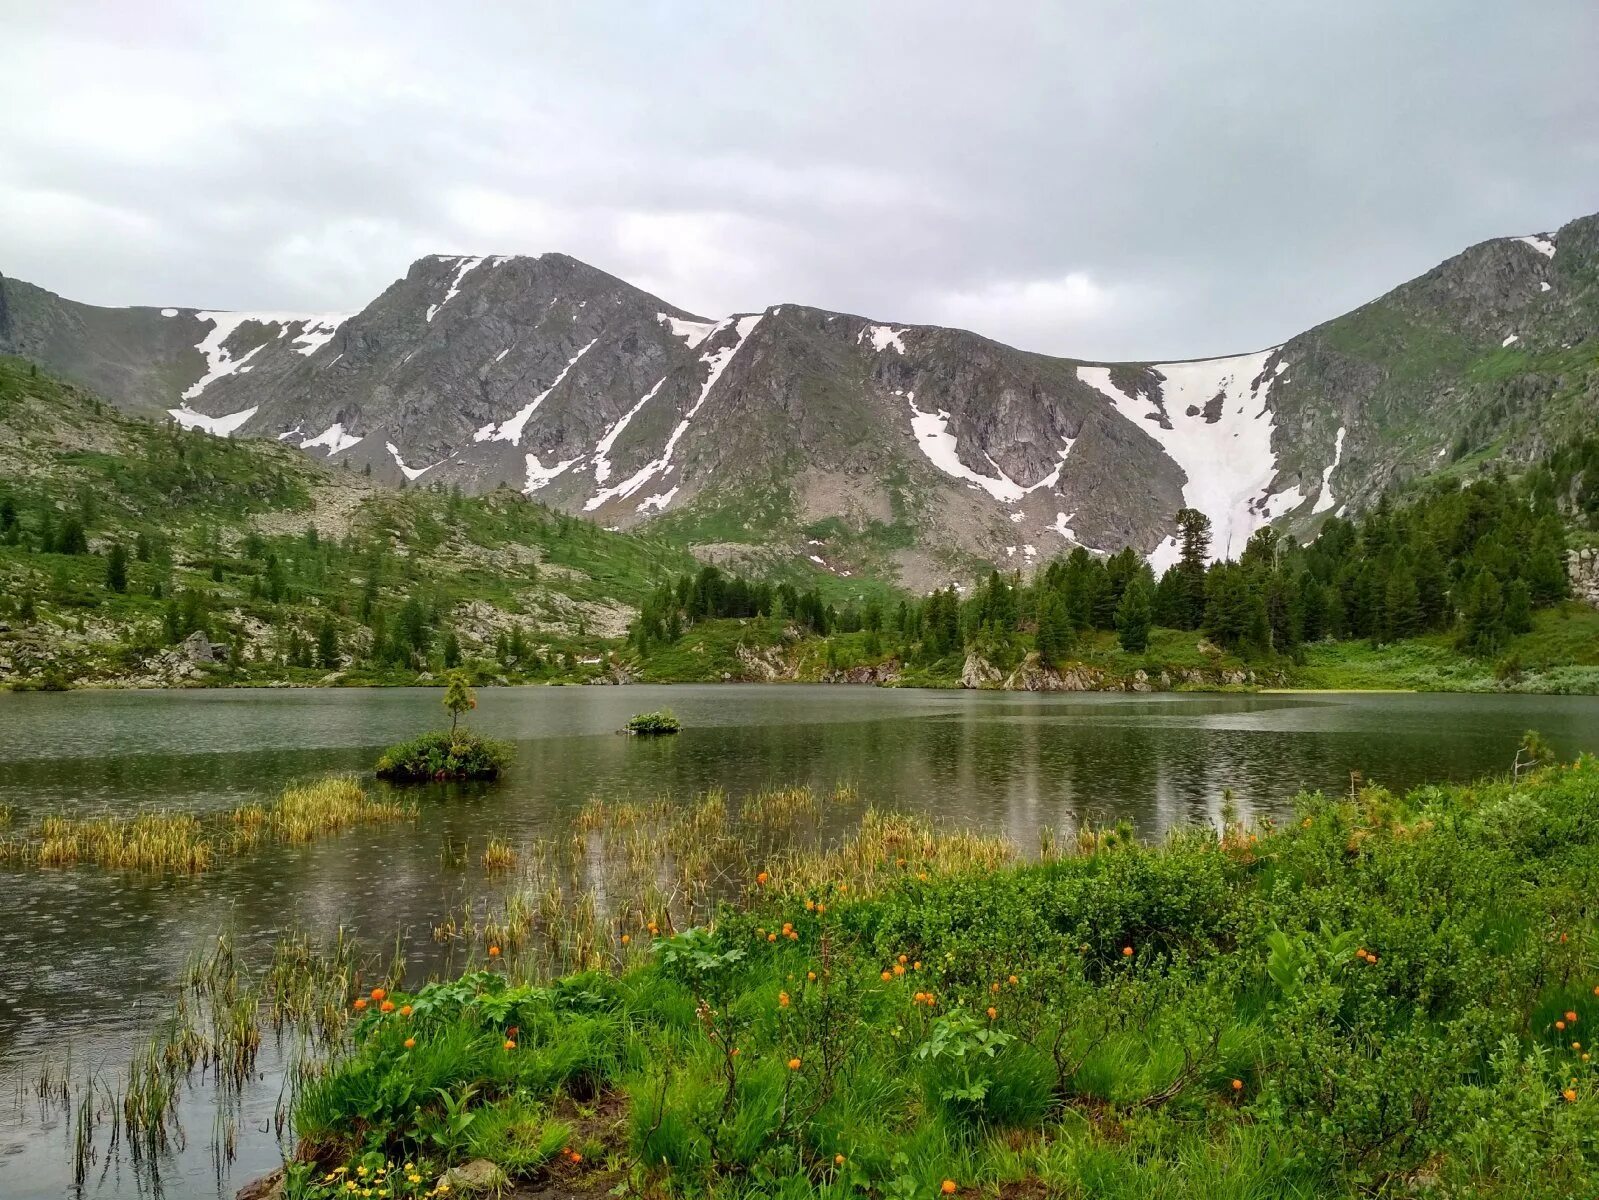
[1076,351,1282,559]
[859,325,907,354]
[386,442,436,481]
[183,311,347,399]
[477,338,600,445]
[167,404,258,436]
[300,422,362,455]
[636,486,679,513]
[290,316,348,356]
[657,313,719,349]
[592,377,666,486]
[585,315,763,512]
[1147,535,1182,575]
[903,392,1064,504]
[1514,234,1557,259]
[1311,426,1347,515]
[160,308,179,318]
[426,256,486,322]
[524,451,580,492]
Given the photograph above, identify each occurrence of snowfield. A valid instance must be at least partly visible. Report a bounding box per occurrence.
[167,404,258,436]
[1076,352,1286,561]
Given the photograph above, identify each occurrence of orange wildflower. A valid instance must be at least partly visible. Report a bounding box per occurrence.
[787,1057,802,1070]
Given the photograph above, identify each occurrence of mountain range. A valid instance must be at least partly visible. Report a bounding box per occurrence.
[3,212,1595,588]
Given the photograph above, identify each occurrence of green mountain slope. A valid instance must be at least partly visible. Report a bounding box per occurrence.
[0,356,873,688]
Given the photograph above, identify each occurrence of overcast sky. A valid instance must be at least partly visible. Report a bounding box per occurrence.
[2,1,1595,361]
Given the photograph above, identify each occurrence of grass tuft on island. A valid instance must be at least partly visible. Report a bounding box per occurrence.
[625,708,682,736]
[282,754,1599,1199]
[374,729,512,782]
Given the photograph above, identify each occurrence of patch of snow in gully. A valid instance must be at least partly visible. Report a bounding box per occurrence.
[1311,426,1346,516]
[1076,352,1284,560]
[585,315,763,512]
[476,339,600,445]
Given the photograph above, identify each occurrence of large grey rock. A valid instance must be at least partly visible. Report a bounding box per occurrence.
[438,1159,509,1194]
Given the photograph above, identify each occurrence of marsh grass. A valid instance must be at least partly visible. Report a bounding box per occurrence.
[0,775,414,874]
[481,838,518,872]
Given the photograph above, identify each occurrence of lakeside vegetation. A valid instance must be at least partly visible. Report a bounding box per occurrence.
[216,754,1599,1198]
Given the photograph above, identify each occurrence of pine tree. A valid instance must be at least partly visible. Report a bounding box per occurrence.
[1035,591,1073,667]
[105,543,128,594]
[1503,578,1533,635]
[1455,571,1505,656]
[1172,508,1212,629]
[1115,573,1154,654]
[1382,567,1422,642]
[317,616,340,669]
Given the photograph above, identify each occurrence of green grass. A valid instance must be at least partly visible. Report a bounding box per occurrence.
[286,758,1599,1198]
[1295,604,1599,693]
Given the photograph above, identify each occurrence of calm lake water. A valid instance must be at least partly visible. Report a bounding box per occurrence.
[1,684,1596,1198]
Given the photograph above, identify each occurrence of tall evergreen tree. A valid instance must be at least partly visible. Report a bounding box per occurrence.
[1115,572,1154,654]
[105,543,128,594]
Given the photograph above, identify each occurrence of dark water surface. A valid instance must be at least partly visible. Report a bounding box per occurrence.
[1,684,1596,1197]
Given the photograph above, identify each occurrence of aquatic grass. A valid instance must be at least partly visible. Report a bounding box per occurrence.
[267,775,414,843]
[1,775,413,875]
[481,837,518,873]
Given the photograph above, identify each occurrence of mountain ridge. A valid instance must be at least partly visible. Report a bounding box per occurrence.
[3,214,1594,589]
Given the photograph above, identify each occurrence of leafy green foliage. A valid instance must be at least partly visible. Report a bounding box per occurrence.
[626,708,682,735]
[374,730,511,783]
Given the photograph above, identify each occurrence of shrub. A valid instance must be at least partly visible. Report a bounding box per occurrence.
[626,709,681,736]
[374,729,511,782]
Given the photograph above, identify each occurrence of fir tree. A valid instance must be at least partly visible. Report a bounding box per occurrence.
[1115,573,1154,654]
[105,543,128,594]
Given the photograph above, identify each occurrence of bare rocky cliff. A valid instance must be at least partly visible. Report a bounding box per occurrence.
[4,212,1595,587]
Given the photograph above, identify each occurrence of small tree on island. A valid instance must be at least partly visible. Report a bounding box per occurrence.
[444,671,476,735]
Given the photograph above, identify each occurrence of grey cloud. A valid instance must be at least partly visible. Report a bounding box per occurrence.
[1,0,1594,361]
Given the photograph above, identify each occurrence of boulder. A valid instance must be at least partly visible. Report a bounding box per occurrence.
[438,1159,509,1193]
[960,652,1002,689]
[236,1169,285,1200]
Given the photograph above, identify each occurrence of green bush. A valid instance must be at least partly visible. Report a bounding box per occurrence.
[373,730,511,782]
[626,708,682,735]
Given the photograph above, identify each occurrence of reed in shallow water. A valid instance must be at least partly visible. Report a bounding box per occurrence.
[0,774,415,874]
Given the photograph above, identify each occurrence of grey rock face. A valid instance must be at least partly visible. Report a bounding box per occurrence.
[5,210,1596,583]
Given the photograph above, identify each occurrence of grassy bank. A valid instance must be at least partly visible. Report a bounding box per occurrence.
[282,759,1599,1198]
[1294,603,1599,694]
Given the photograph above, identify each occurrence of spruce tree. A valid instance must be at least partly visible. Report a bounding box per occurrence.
[1035,591,1072,667]
[1115,573,1154,654]
[105,543,128,594]
[317,616,340,669]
